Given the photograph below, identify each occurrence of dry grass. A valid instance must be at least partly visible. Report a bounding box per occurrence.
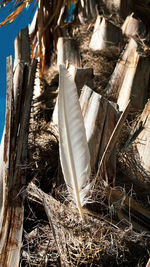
[117,146,150,206]
[71,20,120,92]
[82,48,120,92]
[21,182,150,267]
[28,121,59,193]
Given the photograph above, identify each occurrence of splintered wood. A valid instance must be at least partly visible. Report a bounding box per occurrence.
[102,0,132,19]
[57,37,81,68]
[90,16,122,51]
[80,85,119,184]
[0,28,37,267]
[122,13,146,38]
[106,38,150,112]
[133,100,150,173]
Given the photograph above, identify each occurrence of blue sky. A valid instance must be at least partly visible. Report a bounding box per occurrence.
[0,1,36,141]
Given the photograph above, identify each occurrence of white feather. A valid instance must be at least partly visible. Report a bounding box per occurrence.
[58,65,91,219]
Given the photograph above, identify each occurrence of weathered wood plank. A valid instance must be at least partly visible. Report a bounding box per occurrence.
[12,28,30,148]
[122,13,146,38]
[80,86,108,172]
[79,85,93,118]
[106,38,150,112]
[0,25,37,267]
[57,37,80,68]
[0,58,37,267]
[0,56,13,264]
[96,101,131,182]
[90,16,122,51]
[14,27,30,70]
[80,86,119,183]
[133,100,150,173]
[98,101,120,185]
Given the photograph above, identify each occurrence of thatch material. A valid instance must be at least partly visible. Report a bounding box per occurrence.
[22,182,150,266]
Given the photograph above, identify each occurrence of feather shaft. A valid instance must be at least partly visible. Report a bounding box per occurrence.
[62,96,84,219]
[58,65,91,220]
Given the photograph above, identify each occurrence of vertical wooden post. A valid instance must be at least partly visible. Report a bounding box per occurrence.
[0,56,13,264]
[0,27,37,267]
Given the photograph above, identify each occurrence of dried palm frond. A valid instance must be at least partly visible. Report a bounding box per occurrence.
[0,0,35,26]
[0,0,79,76]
